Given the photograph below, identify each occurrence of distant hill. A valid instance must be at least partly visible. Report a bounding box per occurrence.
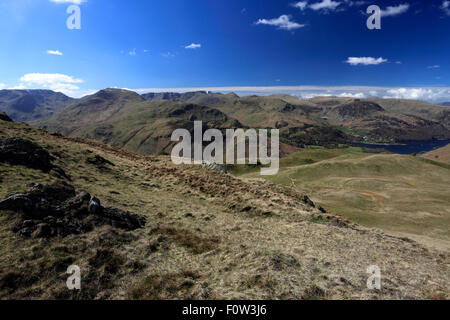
[143,92,450,144]
[37,88,243,155]
[439,102,450,107]
[34,89,450,154]
[0,89,74,122]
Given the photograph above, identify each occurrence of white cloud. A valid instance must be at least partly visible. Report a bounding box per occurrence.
[255,15,305,30]
[383,88,450,100]
[128,49,137,56]
[16,73,84,96]
[292,1,308,11]
[46,50,63,56]
[295,0,365,12]
[185,43,201,49]
[346,57,388,66]
[125,85,450,102]
[380,3,409,17]
[0,83,6,89]
[8,84,27,90]
[20,73,83,85]
[428,65,440,69]
[337,92,366,98]
[49,0,87,4]
[309,0,342,11]
[442,1,450,15]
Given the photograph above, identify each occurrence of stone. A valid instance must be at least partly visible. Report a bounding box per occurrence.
[0,183,146,238]
[86,155,115,167]
[32,223,52,238]
[0,138,69,179]
[301,195,316,208]
[0,138,53,172]
[0,112,13,122]
[88,196,101,214]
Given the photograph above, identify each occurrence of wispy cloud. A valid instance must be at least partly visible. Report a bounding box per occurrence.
[255,15,305,31]
[49,0,87,4]
[380,3,410,17]
[346,57,388,66]
[309,0,342,11]
[185,43,201,49]
[293,0,367,13]
[441,1,450,15]
[46,50,63,56]
[161,52,175,58]
[427,65,440,69]
[291,1,308,11]
[129,48,137,56]
[343,0,367,7]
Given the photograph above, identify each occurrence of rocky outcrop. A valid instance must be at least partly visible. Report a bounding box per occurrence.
[275,120,289,129]
[86,154,115,167]
[0,138,53,171]
[0,137,69,179]
[0,112,12,122]
[0,183,146,238]
[202,161,228,174]
[301,194,326,213]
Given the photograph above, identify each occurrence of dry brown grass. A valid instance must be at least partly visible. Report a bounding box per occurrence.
[149,226,220,254]
[0,120,449,300]
[128,270,202,300]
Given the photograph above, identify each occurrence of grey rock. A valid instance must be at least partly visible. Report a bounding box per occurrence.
[88,196,101,214]
[1,183,146,238]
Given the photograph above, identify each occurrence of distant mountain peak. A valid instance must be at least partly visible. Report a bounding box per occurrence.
[0,89,74,122]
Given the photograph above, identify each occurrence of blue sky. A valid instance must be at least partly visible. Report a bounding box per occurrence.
[0,0,450,101]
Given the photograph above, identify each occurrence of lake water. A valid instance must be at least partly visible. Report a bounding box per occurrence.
[355,140,450,155]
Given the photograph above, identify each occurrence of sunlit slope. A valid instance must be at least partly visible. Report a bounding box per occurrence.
[239,149,450,250]
[423,143,450,164]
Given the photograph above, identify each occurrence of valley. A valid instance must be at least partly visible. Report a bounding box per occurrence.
[0,89,449,300]
[236,147,450,251]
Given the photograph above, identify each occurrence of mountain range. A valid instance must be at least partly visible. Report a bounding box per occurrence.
[0,89,74,122]
[1,89,449,156]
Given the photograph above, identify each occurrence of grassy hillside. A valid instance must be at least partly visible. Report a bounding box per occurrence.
[423,143,450,164]
[0,90,74,122]
[143,91,450,144]
[237,148,450,251]
[1,117,448,300]
[37,89,243,155]
[29,90,450,156]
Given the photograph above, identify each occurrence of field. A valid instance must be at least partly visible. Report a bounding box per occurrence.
[236,147,450,251]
